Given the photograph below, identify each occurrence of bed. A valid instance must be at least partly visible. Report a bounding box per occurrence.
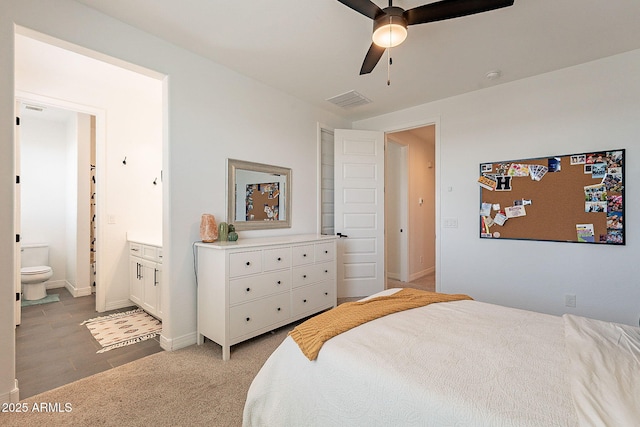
[243,288,640,427]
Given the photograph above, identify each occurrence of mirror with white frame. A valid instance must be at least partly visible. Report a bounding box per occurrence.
[227,159,291,231]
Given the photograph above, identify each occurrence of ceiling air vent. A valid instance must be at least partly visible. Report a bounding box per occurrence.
[24,105,45,112]
[326,90,371,109]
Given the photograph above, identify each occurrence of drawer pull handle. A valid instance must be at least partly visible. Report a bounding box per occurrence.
[324,270,328,273]
[246,317,251,322]
[325,250,328,254]
[277,307,281,311]
[246,261,251,266]
[303,253,307,257]
[325,292,328,296]
[277,257,282,261]
[303,275,307,279]
[277,280,281,285]
[246,287,251,292]
[303,299,307,303]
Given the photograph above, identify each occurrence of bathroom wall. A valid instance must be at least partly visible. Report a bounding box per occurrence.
[64,113,92,295]
[20,109,74,288]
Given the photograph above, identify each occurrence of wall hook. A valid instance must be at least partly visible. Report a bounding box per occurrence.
[122,156,127,165]
[153,178,157,185]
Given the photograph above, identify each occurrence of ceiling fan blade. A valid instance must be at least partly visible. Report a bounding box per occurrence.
[337,0,384,20]
[360,43,386,75]
[404,0,514,26]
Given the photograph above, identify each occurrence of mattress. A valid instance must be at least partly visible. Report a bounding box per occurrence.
[243,289,640,426]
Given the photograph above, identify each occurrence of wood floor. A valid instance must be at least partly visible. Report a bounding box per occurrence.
[15,287,162,399]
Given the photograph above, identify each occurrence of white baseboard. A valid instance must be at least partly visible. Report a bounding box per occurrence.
[0,379,20,403]
[63,281,93,297]
[387,271,400,280]
[409,266,435,282]
[160,331,197,351]
[104,299,135,312]
[45,280,66,290]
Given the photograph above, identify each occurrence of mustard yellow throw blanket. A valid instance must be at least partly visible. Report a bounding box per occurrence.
[289,288,473,360]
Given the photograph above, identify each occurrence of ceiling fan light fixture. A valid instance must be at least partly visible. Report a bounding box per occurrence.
[372,11,407,48]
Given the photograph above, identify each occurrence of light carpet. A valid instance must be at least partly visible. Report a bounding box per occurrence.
[81,308,162,353]
[4,323,291,427]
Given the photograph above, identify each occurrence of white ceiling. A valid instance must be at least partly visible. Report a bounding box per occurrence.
[72,0,640,121]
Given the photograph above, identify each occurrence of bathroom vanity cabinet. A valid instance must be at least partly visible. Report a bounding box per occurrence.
[196,234,337,360]
[129,241,163,320]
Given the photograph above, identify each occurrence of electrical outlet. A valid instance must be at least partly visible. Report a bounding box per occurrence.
[565,294,576,308]
[443,217,458,228]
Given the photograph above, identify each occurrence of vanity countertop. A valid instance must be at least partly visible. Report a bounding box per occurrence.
[127,233,162,248]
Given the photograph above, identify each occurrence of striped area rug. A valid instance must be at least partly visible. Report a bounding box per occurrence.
[81,308,161,353]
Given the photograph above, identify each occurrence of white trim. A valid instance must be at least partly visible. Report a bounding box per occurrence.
[104,298,135,312]
[160,331,197,351]
[409,266,436,282]
[15,26,165,80]
[64,281,93,297]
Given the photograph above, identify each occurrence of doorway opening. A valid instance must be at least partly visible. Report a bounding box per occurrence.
[14,28,166,399]
[318,124,436,296]
[18,103,96,306]
[385,125,436,292]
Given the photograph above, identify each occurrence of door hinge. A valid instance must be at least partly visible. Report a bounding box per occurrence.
[16,234,20,243]
[16,175,20,184]
[16,292,20,302]
[16,117,20,126]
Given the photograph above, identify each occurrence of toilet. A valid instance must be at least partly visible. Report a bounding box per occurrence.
[21,244,54,301]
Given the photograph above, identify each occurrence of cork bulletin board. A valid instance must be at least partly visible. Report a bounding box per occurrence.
[245,183,280,221]
[479,149,624,244]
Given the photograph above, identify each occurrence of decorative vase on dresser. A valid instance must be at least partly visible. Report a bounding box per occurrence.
[195,234,337,360]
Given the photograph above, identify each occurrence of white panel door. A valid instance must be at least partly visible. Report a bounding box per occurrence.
[334,129,385,298]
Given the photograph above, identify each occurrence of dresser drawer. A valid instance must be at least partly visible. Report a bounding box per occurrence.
[263,247,291,271]
[229,271,291,305]
[230,292,291,339]
[229,251,262,278]
[292,261,334,288]
[315,241,334,262]
[291,281,334,317]
[292,244,314,266]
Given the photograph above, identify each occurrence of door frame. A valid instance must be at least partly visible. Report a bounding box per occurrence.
[15,91,107,312]
[318,117,441,292]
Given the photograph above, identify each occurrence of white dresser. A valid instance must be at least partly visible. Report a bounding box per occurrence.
[196,234,337,360]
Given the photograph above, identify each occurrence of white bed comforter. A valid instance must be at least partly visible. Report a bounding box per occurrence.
[563,314,640,427]
[244,290,581,426]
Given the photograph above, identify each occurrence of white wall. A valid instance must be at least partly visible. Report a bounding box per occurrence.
[356,49,640,326]
[0,0,349,402]
[20,113,70,285]
[385,142,403,280]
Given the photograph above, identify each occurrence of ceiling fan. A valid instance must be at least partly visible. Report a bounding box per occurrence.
[338,0,515,75]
